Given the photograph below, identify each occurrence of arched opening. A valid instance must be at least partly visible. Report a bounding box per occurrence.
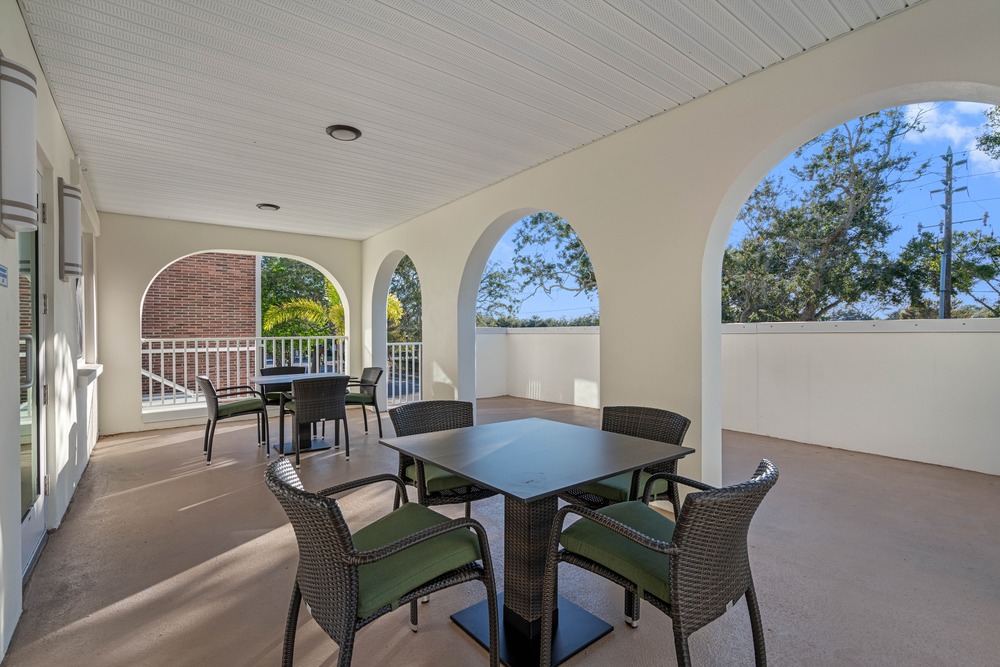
[370,251,424,407]
[460,209,601,408]
[708,93,1000,476]
[140,251,348,411]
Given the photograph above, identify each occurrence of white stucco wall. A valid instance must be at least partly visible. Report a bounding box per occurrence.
[474,328,507,398]
[361,0,1000,488]
[722,320,1000,475]
[94,214,364,435]
[1,0,101,654]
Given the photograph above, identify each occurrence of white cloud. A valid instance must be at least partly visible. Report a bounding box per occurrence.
[952,101,992,116]
[903,102,998,177]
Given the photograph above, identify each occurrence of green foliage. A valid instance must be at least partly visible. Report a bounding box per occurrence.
[477,260,521,324]
[263,280,345,335]
[511,212,597,300]
[722,108,928,322]
[388,255,422,343]
[894,230,1000,317]
[975,106,1000,161]
[476,312,600,328]
[260,257,330,336]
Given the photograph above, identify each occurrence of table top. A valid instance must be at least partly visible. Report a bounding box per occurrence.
[380,417,694,503]
[249,371,349,385]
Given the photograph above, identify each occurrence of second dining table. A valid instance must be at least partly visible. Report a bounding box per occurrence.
[380,417,694,666]
[249,371,349,454]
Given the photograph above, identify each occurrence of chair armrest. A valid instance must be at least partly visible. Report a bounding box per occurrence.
[315,473,409,505]
[349,516,493,566]
[345,381,375,390]
[641,472,714,503]
[216,385,264,400]
[550,504,677,555]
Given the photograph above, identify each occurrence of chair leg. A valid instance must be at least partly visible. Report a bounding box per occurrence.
[334,420,340,449]
[206,420,217,465]
[262,410,270,458]
[539,553,559,667]
[343,418,350,460]
[374,401,383,437]
[625,590,640,627]
[336,637,355,667]
[410,599,418,632]
[282,583,302,667]
[203,420,211,454]
[672,625,692,667]
[745,584,767,667]
[465,500,471,519]
[278,408,285,456]
[293,420,301,468]
[361,403,369,433]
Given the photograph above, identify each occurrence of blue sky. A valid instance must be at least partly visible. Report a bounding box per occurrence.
[482,101,998,320]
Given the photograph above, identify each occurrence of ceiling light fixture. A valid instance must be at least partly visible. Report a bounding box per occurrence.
[256,203,280,211]
[326,124,362,141]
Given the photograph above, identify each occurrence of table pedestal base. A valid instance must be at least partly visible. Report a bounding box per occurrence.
[451,594,612,667]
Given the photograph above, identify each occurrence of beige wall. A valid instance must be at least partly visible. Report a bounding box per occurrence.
[360,0,1000,487]
[1,0,100,654]
[94,213,363,435]
[722,321,1000,475]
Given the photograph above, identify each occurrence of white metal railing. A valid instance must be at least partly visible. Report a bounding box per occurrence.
[387,342,421,405]
[141,336,347,409]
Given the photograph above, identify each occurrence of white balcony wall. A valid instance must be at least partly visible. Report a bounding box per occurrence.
[476,327,599,408]
[722,321,1000,476]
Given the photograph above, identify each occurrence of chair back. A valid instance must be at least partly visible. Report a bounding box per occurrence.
[356,366,384,397]
[389,400,474,472]
[602,405,691,478]
[265,458,358,643]
[389,400,473,437]
[290,376,349,424]
[260,365,306,397]
[669,459,778,634]
[196,376,218,419]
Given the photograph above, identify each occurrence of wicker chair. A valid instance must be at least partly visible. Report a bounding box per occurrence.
[345,367,384,437]
[388,400,497,518]
[265,458,499,667]
[280,376,350,468]
[560,406,692,516]
[260,366,307,455]
[195,375,268,465]
[540,459,779,667]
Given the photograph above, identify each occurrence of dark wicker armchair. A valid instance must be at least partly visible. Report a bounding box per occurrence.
[280,376,350,467]
[540,459,779,667]
[346,367,384,437]
[560,406,692,515]
[388,400,497,518]
[265,458,499,667]
[195,375,268,464]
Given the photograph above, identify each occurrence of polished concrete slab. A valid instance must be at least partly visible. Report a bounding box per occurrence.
[5,398,998,666]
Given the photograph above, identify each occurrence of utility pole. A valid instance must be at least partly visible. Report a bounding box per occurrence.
[930,147,967,318]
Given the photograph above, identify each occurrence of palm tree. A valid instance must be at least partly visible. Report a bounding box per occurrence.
[263,280,402,335]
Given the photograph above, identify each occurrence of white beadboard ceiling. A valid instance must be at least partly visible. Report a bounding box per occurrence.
[18,0,921,239]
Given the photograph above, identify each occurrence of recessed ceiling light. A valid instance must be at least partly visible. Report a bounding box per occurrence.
[256,203,280,211]
[326,124,362,141]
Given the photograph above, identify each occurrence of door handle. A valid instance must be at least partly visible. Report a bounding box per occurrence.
[20,334,34,390]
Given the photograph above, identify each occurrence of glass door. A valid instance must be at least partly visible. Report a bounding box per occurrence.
[20,171,45,578]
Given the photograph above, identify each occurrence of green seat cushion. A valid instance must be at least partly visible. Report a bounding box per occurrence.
[577,471,669,503]
[353,502,481,618]
[345,392,374,404]
[404,463,474,493]
[560,501,675,603]
[217,397,263,418]
[264,391,285,404]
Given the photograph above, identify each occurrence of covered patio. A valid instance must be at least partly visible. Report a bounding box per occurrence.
[6,398,997,665]
[2,0,999,663]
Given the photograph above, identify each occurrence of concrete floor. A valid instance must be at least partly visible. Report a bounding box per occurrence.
[4,397,998,666]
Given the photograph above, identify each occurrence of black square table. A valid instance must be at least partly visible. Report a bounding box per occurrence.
[249,372,349,454]
[380,417,694,666]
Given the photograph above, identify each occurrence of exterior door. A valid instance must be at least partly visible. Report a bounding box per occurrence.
[19,170,45,578]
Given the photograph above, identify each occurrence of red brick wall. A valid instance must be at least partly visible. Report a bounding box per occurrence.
[142,252,257,338]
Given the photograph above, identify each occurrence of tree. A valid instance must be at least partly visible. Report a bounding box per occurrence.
[894,229,1000,317]
[388,256,421,342]
[260,257,329,336]
[477,260,521,325]
[722,108,927,322]
[510,212,597,300]
[975,105,1000,161]
[264,271,403,337]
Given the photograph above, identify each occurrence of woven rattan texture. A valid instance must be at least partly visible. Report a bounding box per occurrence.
[502,495,558,628]
[541,459,778,667]
[195,375,268,464]
[388,401,497,511]
[265,458,499,666]
[560,405,692,512]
